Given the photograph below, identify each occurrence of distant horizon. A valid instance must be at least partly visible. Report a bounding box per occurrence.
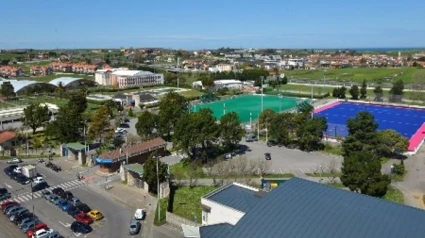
[1,47,425,52]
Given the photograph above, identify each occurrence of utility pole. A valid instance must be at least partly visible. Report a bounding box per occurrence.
[261,76,264,113]
[223,103,226,116]
[156,156,160,222]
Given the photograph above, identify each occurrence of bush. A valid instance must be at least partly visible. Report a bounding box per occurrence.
[393,161,405,176]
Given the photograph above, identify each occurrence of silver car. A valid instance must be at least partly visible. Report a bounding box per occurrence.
[3,205,20,214]
[19,217,38,229]
[21,220,41,233]
[6,206,23,216]
[129,220,141,235]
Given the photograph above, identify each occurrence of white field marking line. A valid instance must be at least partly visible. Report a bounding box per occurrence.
[58,221,71,227]
[4,183,12,189]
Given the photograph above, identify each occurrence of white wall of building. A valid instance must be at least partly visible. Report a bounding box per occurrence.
[201,198,245,226]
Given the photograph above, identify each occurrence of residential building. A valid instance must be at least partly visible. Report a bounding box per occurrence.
[50,62,97,74]
[110,70,164,88]
[30,66,53,76]
[0,66,24,77]
[50,62,72,72]
[0,130,17,154]
[190,178,425,238]
[216,64,234,72]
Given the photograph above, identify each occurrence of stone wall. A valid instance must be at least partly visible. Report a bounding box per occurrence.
[166,212,199,231]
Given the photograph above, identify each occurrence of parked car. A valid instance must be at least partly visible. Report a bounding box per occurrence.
[31,228,53,238]
[13,212,33,224]
[123,118,130,123]
[75,203,91,213]
[69,197,81,206]
[61,191,73,200]
[33,177,45,184]
[26,223,49,237]
[119,123,130,128]
[1,200,19,210]
[75,212,93,225]
[46,230,61,238]
[267,139,278,147]
[4,165,18,175]
[222,153,232,160]
[52,187,64,197]
[66,206,80,217]
[58,200,72,212]
[32,182,49,192]
[15,174,31,185]
[87,210,103,220]
[49,195,60,204]
[128,220,141,235]
[245,134,258,142]
[7,158,23,164]
[42,190,52,200]
[3,204,19,214]
[9,208,28,220]
[0,187,8,195]
[8,207,27,217]
[134,209,145,220]
[0,193,11,201]
[70,221,92,234]
[18,217,38,228]
[13,167,22,173]
[5,206,23,216]
[20,219,40,231]
[265,153,271,160]
[56,199,67,208]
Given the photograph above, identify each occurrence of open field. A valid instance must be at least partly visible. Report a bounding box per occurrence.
[282,67,425,83]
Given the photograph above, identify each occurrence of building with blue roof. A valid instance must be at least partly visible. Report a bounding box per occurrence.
[194,178,425,238]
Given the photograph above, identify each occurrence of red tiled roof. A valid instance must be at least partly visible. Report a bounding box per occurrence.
[0,130,16,144]
[98,137,166,160]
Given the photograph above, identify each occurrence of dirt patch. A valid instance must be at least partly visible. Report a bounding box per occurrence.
[413,193,425,209]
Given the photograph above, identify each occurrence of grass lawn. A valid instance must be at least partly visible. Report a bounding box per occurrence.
[170,162,206,180]
[154,198,168,226]
[179,89,202,99]
[282,67,424,83]
[172,186,216,223]
[383,186,404,204]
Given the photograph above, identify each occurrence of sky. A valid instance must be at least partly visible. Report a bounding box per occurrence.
[1,0,425,49]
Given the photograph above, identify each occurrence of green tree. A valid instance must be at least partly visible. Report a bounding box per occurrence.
[389,79,404,102]
[373,86,383,101]
[56,82,66,99]
[342,111,379,156]
[88,106,110,143]
[259,109,277,132]
[112,136,125,148]
[360,79,367,99]
[281,75,288,85]
[143,155,168,194]
[341,151,390,197]
[136,111,157,139]
[128,108,134,117]
[200,74,214,89]
[192,109,219,155]
[173,113,198,157]
[68,90,88,114]
[349,85,359,100]
[0,81,15,98]
[23,103,50,133]
[46,105,83,143]
[158,91,188,139]
[376,129,409,156]
[332,86,346,99]
[219,112,244,150]
[269,113,293,145]
[296,117,327,151]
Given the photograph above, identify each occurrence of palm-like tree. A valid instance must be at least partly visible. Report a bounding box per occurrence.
[56,82,66,99]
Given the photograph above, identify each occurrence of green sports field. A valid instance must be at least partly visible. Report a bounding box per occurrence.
[192,95,300,123]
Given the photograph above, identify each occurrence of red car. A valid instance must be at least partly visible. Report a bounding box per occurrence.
[1,200,19,210]
[75,212,93,225]
[26,223,48,237]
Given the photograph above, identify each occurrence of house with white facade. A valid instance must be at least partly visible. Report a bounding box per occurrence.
[95,68,164,88]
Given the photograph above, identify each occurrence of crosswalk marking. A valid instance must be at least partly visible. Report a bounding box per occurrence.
[10,179,85,203]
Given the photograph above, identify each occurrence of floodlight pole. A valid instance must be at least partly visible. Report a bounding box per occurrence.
[250,113,252,129]
[261,77,264,113]
[223,103,226,116]
[156,156,160,222]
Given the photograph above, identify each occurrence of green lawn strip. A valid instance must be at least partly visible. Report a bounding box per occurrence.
[154,197,168,226]
[383,186,404,204]
[172,186,216,223]
[305,172,342,177]
[282,67,422,83]
[389,171,407,182]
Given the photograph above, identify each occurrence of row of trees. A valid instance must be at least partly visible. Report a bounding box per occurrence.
[259,105,327,151]
[331,79,405,102]
[340,111,409,197]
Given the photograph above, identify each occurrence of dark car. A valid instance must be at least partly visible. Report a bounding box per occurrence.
[3,204,19,214]
[67,206,81,217]
[71,221,92,234]
[0,193,11,201]
[265,153,271,160]
[119,123,130,128]
[9,171,19,179]
[52,187,64,197]
[267,139,277,147]
[62,191,73,200]
[0,187,8,195]
[75,203,91,213]
[4,165,18,176]
[15,174,31,185]
[13,212,33,224]
[32,182,49,192]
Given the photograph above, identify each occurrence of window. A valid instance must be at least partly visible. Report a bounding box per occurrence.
[202,211,208,223]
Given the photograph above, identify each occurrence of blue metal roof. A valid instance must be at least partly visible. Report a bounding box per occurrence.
[202,178,425,238]
[205,184,261,213]
[199,223,232,237]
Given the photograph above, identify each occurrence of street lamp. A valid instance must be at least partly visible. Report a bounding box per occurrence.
[155,155,161,222]
[249,113,252,129]
[278,94,282,113]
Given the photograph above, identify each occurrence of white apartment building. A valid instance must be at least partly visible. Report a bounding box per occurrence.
[95,68,164,88]
[216,64,234,72]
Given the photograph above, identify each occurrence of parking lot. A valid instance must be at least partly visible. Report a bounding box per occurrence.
[0,160,136,238]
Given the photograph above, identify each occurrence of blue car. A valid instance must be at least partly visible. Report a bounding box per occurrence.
[59,200,72,212]
[67,206,80,217]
